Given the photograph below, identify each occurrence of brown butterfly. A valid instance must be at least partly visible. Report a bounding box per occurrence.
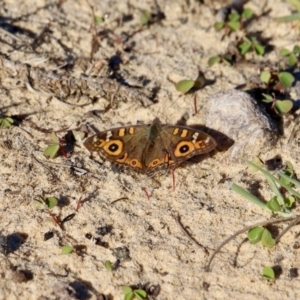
[84,118,216,174]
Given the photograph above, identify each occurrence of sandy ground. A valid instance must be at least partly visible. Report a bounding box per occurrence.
[0,0,300,299]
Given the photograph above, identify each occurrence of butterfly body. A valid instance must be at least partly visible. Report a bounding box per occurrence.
[84,118,216,174]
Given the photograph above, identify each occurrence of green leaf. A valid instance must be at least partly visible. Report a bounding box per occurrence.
[262,266,275,279]
[239,42,252,55]
[260,71,271,83]
[248,227,264,244]
[123,286,133,295]
[214,21,224,31]
[229,13,241,22]
[230,183,270,211]
[141,11,151,25]
[280,48,291,56]
[194,74,206,89]
[124,292,134,300]
[261,229,276,247]
[242,8,253,19]
[45,197,58,209]
[94,16,104,23]
[34,199,46,209]
[279,72,295,87]
[262,93,273,103]
[175,80,195,93]
[50,132,60,144]
[61,245,74,254]
[254,44,265,56]
[208,55,221,66]
[285,196,295,207]
[43,144,60,159]
[267,197,281,212]
[228,21,240,31]
[288,53,297,66]
[276,13,300,22]
[293,45,300,54]
[133,290,147,300]
[0,117,14,128]
[104,261,113,271]
[275,100,293,114]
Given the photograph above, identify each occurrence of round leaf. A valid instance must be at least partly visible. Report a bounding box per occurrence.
[293,45,300,54]
[208,56,221,66]
[45,197,58,209]
[61,245,74,254]
[229,13,240,22]
[134,290,147,300]
[104,261,113,271]
[50,132,60,144]
[242,8,253,19]
[275,100,293,114]
[214,22,224,31]
[261,229,275,247]
[288,53,297,66]
[0,119,13,128]
[254,44,265,56]
[239,42,252,55]
[175,80,195,93]
[279,48,290,57]
[141,11,151,25]
[267,197,281,212]
[43,145,60,159]
[262,266,275,279]
[260,71,271,83]
[248,227,264,244]
[228,21,240,31]
[279,72,295,87]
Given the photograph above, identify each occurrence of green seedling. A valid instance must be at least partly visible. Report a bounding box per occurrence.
[214,8,253,33]
[0,116,14,128]
[61,245,74,255]
[175,71,207,93]
[238,36,265,56]
[262,266,275,280]
[141,11,152,25]
[262,93,293,115]
[43,132,67,159]
[260,70,295,94]
[34,196,58,209]
[123,286,147,300]
[206,159,300,270]
[104,261,113,271]
[280,45,300,67]
[208,53,234,66]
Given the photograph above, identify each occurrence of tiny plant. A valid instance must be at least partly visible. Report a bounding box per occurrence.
[43,132,67,159]
[34,196,58,209]
[214,8,253,33]
[0,116,14,128]
[175,71,207,93]
[280,45,300,67]
[238,36,265,56]
[262,93,293,115]
[206,159,300,270]
[61,245,74,255]
[260,70,295,91]
[262,266,275,280]
[123,286,147,300]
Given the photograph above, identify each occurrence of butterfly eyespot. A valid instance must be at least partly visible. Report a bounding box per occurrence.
[174,141,194,157]
[179,144,189,153]
[128,159,142,169]
[108,143,119,152]
[104,140,123,156]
